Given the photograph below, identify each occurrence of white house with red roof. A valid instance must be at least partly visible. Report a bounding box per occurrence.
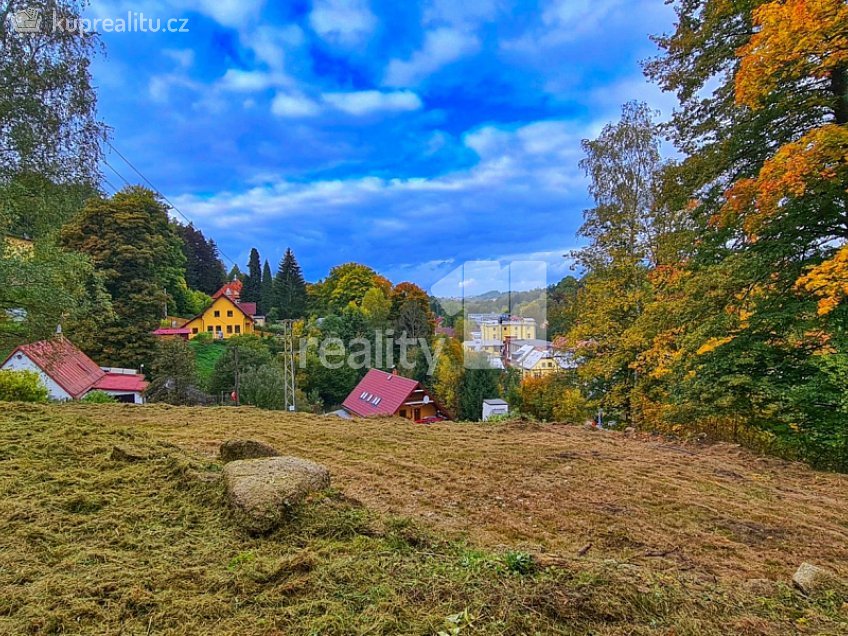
[340,368,449,422]
[0,337,148,403]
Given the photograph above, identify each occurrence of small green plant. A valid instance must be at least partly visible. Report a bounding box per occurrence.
[0,370,48,403]
[227,551,256,570]
[438,608,475,636]
[503,551,535,575]
[81,390,118,404]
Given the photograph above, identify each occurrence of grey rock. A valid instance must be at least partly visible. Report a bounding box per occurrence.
[792,562,837,595]
[223,456,330,534]
[220,439,279,463]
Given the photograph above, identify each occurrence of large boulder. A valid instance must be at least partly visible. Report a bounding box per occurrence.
[223,456,330,534]
[792,562,839,595]
[220,439,279,463]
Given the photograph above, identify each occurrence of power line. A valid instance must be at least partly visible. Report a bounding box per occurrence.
[104,141,239,269]
[103,158,131,188]
[101,176,120,194]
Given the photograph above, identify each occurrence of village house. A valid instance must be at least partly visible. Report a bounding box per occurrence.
[182,280,257,340]
[480,316,537,342]
[340,368,450,422]
[0,336,148,403]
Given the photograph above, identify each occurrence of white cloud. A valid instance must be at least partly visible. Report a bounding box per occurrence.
[218,68,288,93]
[384,28,480,87]
[162,48,195,69]
[189,0,266,29]
[148,73,201,103]
[423,0,501,27]
[88,0,266,29]
[309,0,376,46]
[322,90,423,116]
[170,118,594,281]
[271,93,322,117]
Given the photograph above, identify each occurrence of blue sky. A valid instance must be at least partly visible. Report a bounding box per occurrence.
[89,0,677,294]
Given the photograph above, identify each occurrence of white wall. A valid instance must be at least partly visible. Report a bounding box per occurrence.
[93,389,144,405]
[1,352,72,401]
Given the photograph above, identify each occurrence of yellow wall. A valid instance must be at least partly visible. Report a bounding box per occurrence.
[183,297,254,339]
[397,402,438,421]
[521,356,560,379]
[481,319,536,342]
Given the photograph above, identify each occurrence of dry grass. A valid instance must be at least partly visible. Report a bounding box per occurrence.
[1,403,847,635]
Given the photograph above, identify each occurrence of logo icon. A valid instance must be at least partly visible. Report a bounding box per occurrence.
[11,8,43,33]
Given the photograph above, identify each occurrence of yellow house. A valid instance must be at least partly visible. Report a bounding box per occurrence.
[480,317,537,342]
[514,346,576,379]
[183,295,255,339]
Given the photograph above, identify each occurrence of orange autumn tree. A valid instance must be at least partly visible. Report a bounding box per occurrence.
[726,0,848,314]
[644,0,848,469]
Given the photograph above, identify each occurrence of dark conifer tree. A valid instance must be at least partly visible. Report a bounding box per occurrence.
[243,248,262,303]
[273,248,307,319]
[260,260,274,316]
[176,223,226,295]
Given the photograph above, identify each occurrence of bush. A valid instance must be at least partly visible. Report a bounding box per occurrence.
[239,364,286,410]
[81,391,117,404]
[0,370,48,403]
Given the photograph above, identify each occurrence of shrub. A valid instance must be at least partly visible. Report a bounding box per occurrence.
[239,364,286,410]
[81,391,117,404]
[0,370,48,403]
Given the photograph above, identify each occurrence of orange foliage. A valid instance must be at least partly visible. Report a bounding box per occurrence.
[796,244,848,315]
[736,0,848,109]
[720,125,848,236]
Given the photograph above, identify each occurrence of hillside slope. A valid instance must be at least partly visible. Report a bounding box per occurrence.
[1,404,846,635]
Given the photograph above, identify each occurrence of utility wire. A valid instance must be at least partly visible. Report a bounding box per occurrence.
[104,141,239,268]
[103,158,132,188]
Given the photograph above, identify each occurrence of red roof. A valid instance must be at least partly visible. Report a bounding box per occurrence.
[93,373,148,393]
[213,280,242,300]
[238,302,257,317]
[342,369,422,417]
[1,338,147,399]
[152,328,191,336]
[2,338,105,399]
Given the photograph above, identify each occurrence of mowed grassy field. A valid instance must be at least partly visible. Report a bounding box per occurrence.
[1,403,847,635]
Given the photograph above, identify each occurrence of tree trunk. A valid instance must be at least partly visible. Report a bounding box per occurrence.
[832,65,848,126]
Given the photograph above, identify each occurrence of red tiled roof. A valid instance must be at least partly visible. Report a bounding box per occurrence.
[212,280,242,299]
[152,328,191,336]
[238,302,257,317]
[2,338,104,399]
[342,369,421,417]
[93,373,148,393]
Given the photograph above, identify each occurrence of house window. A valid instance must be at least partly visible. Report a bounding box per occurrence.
[214,310,220,317]
[227,310,233,317]
[227,325,233,334]
[192,328,198,334]
[216,326,222,332]
[235,325,241,334]
[399,409,407,418]
[207,326,214,333]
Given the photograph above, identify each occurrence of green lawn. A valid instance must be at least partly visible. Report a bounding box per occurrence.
[1,404,846,635]
[189,339,226,387]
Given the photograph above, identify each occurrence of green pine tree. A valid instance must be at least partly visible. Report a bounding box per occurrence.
[243,248,262,303]
[273,248,307,319]
[260,260,273,316]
